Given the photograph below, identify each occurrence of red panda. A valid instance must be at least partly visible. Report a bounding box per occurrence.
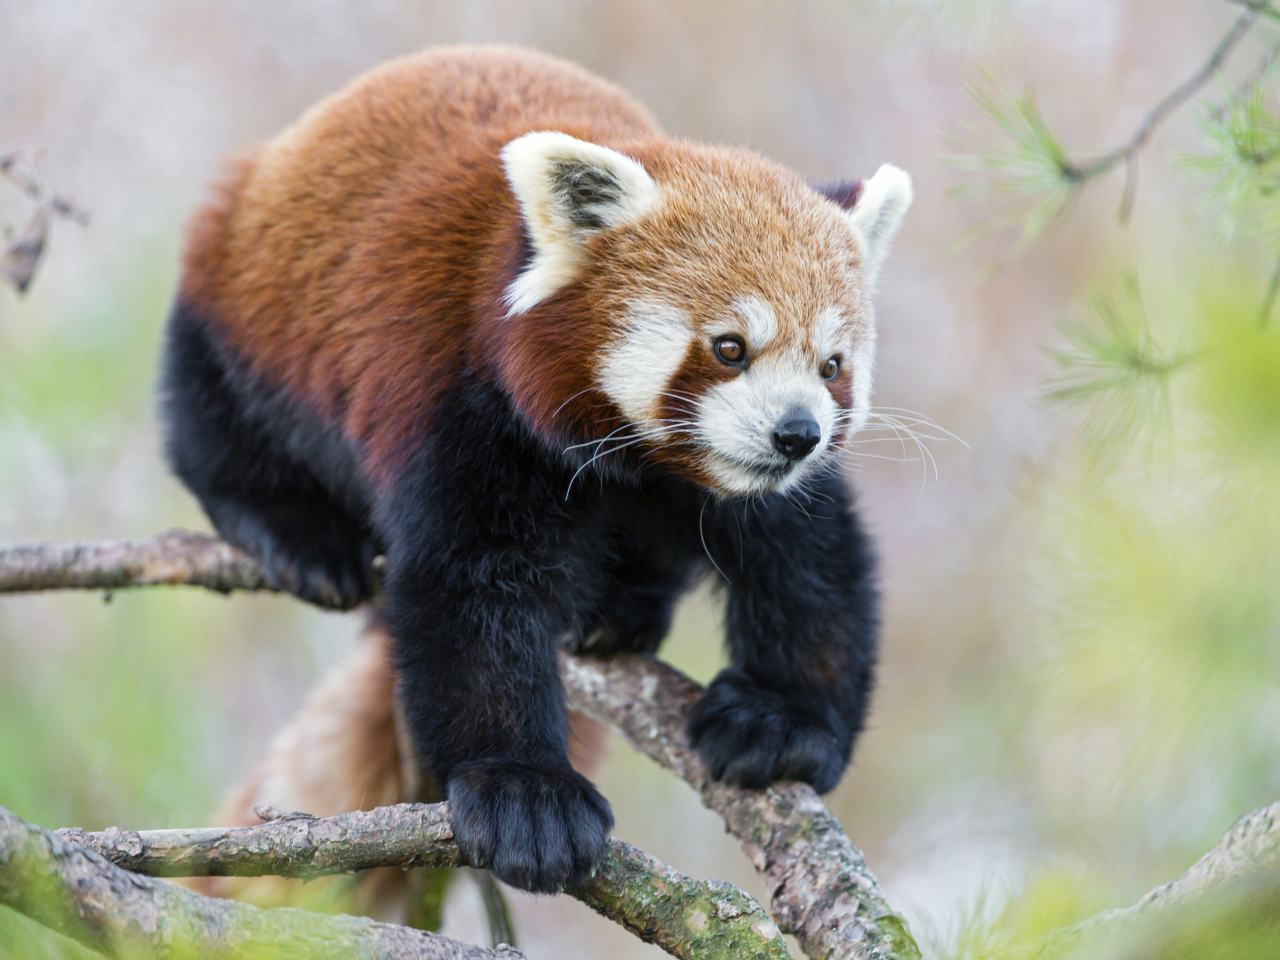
[163,44,911,895]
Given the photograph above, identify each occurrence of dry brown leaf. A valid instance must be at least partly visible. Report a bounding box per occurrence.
[1,204,50,295]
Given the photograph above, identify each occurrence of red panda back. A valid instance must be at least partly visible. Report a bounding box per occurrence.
[180,46,661,480]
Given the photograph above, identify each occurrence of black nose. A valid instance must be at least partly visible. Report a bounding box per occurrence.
[772,414,821,461]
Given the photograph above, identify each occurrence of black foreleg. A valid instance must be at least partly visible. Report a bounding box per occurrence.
[689,471,878,794]
[386,556,613,891]
[161,302,377,609]
[379,440,614,893]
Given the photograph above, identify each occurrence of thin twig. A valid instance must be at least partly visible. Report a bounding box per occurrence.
[1063,8,1259,213]
[0,150,90,225]
[59,803,790,960]
[1210,39,1280,121]
[1224,0,1280,24]
[1006,798,1280,959]
[1260,253,1280,325]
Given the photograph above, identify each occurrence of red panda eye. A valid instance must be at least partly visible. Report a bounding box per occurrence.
[821,357,840,380]
[714,336,745,365]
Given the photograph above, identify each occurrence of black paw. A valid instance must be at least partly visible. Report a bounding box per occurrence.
[568,600,673,656]
[687,668,849,794]
[257,528,376,610]
[566,620,666,657]
[447,760,613,893]
[210,498,378,610]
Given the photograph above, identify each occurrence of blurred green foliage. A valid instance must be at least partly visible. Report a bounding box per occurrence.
[945,75,1076,252]
[0,248,353,953]
[941,11,1280,959]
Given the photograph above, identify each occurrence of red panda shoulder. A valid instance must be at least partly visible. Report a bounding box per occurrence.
[175,46,661,482]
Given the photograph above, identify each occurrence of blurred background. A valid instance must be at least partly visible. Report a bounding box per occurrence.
[4,1,1280,957]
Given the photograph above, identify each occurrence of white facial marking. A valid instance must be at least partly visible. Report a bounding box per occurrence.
[696,349,841,496]
[501,131,659,315]
[598,300,693,428]
[849,333,876,432]
[733,295,778,350]
[814,306,849,360]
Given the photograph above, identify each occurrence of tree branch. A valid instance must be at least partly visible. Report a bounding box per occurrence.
[1,150,91,296]
[0,529,921,959]
[0,530,277,595]
[562,654,920,960]
[57,803,790,960]
[0,804,519,960]
[0,152,91,225]
[7,531,1278,958]
[1224,0,1280,24]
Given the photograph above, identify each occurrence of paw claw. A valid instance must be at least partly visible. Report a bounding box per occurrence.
[448,761,613,893]
[688,669,850,794]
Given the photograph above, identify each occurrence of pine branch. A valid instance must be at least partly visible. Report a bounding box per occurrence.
[0,805,519,960]
[1225,0,1280,24]
[1061,8,1261,201]
[57,803,788,960]
[950,8,1261,240]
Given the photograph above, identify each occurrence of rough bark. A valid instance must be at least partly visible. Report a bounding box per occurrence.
[0,805,518,960]
[562,654,921,960]
[58,805,458,879]
[58,803,791,960]
[0,531,914,959]
[0,529,276,595]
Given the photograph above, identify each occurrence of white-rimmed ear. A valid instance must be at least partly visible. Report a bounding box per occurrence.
[847,164,912,281]
[500,131,658,315]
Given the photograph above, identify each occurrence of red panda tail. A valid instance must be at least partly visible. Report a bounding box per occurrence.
[187,615,608,921]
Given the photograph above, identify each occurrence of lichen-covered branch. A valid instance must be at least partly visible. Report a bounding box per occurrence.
[0,804,518,960]
[0,529,276,595]
[562,654,921,960]
[573,838,787,959]
[58,803,458,879]
[58,802,790,960]
[0,530,907,960]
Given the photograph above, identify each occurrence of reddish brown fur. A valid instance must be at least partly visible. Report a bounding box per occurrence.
[182,46,659,480]
[181,45,866,485]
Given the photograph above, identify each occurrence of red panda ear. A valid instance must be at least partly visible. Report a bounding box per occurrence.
[812,179,864,211]
[500,131,658,315]
[846,164,912,282]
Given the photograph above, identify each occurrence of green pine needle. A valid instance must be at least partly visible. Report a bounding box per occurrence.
[1183,74,1280,242]
[944,73,1077,251]
[1043,279,1189,468]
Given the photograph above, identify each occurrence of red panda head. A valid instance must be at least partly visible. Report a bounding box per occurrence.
[498,131,912,497]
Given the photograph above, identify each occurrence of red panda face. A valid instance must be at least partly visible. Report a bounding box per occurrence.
[501,132,911,497]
